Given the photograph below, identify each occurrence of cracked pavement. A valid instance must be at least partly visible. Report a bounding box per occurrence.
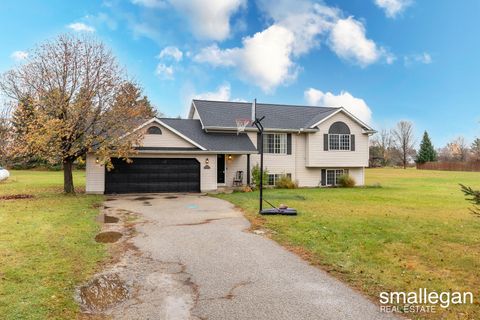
[103,194,398,320]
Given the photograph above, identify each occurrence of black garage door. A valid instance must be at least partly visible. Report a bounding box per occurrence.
[105,158,200,194]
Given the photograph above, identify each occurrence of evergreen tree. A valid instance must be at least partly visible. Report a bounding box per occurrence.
[416,131,437,164]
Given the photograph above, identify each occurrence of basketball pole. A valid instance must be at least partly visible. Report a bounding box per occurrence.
[252,115,265,213]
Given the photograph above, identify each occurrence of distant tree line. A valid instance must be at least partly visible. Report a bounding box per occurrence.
[369,121,480,168]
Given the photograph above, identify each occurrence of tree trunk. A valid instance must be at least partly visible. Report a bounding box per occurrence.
[63,158,75,194]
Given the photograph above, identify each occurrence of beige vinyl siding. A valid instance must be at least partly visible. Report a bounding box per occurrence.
[225,154,248,187]
[306,112,369,167]
[140,123,196,148]
[191,107,201,120]
[86,153,105,194]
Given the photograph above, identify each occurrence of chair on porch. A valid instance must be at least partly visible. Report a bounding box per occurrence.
[233,171,244,186]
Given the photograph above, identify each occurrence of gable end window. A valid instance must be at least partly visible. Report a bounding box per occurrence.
[263,133,287,154]
[147,126,162,134]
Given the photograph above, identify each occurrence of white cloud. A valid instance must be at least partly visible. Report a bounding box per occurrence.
[374,0,412,18]
[67,22,95,32]
[304,88,372,124]
[194,44,237,67]
[256,0,339,56]
[131,0,167,8]
[194,83,231,101]
[194,25,297,92]
[404,52,432,66]
[10,51,28,62]
[328,17,392,67]
[155,63,174,80]
[158,46,183,62]
[194,0,391,92]
[169,0,246,41]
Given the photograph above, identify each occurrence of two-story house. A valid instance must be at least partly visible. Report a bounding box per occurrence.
[86,100,375,194]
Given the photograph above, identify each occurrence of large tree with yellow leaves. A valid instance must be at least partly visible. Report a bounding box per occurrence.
[1,34,156,193]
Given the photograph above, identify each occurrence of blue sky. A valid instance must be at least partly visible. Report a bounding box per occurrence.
[0,0,479,146]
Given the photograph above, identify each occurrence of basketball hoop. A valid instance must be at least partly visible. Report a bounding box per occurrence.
[235,118,251,135]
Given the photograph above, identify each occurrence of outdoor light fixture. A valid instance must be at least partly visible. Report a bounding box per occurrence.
[95,157,100,164]
[205,158,209,164]
[228,155,232,160]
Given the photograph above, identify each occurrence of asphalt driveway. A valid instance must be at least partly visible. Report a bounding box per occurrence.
[104,194,397,320]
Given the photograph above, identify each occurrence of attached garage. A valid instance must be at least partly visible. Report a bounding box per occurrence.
[105,158,200,194]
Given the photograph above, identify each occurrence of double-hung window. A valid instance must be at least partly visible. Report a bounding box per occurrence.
[263,133,287,154]
[328,134,351,151]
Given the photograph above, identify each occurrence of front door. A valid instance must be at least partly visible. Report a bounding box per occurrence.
[217,154,225,184]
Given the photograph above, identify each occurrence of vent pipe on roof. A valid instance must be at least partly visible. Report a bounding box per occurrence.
[251,98,256,122]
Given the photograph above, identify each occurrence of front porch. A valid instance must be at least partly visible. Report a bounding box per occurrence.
[217,153,252,188]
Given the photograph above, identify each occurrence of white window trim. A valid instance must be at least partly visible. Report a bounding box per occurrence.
[325,169,348,186]
[264,133,288,155]
[267,173,291,186]
[328,134,351,151]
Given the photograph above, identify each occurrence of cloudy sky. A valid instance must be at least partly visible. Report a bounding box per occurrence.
[0,0,479,145]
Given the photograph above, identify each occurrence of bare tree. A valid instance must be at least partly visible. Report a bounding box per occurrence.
[0,104,12,166]
[448,136,469,161]
[392,120,416,169]
[0,34,156,193]
[373,128,394,166]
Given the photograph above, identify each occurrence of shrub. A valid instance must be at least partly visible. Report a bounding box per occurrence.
[251,164,268,188]
[338,174,356,188]
[275,175,298,189]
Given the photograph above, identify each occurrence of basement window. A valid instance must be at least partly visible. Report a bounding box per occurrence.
[326,169,349,186]
[268,173,292,186]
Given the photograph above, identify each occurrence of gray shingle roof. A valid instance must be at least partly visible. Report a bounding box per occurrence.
[160,118,257,153]
[192,100,339,130]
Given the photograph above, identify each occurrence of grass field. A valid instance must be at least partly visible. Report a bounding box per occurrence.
[217,168,480,319]
[0,171,105,320]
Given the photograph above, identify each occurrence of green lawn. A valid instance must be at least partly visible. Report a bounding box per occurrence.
[217,168,480,319]
[0,171,105,320]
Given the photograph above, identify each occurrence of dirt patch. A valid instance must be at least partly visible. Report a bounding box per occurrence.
[164,195,178,199]
[133,196,154,201]
[95,231,122,243]
[105,198,117,202]
[78,273,130,312]
[0,194,34,200]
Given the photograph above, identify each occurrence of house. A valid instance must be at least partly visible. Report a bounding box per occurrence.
[86,100,375,194]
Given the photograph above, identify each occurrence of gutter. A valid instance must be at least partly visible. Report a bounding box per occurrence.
[204,126,318,133]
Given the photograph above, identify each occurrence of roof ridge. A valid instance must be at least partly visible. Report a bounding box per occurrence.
[193,99,339,110]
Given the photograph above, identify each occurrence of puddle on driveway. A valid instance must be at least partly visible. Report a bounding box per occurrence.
[95,231,122,243]
[164,196,178,199]
[96,215,119,224]
[133,196,154,201]
[104,215,119,223]
[78,273,129,312]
